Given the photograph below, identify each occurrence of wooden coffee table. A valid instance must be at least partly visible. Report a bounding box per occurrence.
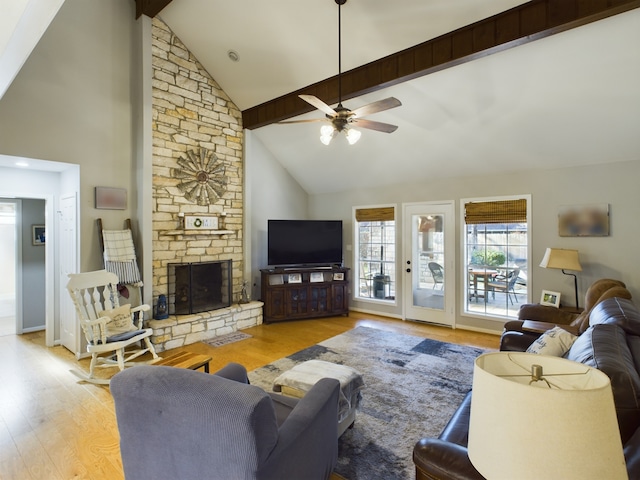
[153,351,212,373]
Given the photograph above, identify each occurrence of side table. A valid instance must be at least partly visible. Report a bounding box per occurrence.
[152,351,212,373]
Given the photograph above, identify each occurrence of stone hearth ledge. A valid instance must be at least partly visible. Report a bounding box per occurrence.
[148,301,263,352]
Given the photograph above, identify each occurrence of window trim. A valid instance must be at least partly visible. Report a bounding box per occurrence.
[352,204,397,305]
[459,194,532,322]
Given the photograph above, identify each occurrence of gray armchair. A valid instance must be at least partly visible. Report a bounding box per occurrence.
[111,363,340,480]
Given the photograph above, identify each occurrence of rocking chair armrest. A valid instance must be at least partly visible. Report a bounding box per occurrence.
[85,316,111,344]
[84,316,111,327]
[131,304,151,328]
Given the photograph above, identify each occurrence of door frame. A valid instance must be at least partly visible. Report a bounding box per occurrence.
[402,201,455,327]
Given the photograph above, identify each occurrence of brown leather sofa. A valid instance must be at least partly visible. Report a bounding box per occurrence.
[413,296,640,479]
[500,278,632,351]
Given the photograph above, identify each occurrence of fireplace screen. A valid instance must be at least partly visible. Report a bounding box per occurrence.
[168,260,232,314]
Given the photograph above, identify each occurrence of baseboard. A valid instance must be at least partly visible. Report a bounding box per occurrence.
[21,326,45,333]
[348,307,403,320]
[455,324,502,336]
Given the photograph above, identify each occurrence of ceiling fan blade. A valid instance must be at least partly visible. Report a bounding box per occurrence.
[299,95,337,116]
[277,118,328,124]
[352,118,398,133]
[350,97,402,118]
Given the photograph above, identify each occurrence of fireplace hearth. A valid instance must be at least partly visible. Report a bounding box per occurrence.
[168,260,232,315]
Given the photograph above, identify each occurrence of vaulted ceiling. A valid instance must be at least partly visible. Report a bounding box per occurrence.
[149,0,639,195]
[2,1,638,193]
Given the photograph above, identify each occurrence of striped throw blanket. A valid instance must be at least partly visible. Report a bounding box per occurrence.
[102,229,143,286]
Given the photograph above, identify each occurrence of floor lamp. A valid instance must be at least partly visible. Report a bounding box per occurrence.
[539,248,582,309]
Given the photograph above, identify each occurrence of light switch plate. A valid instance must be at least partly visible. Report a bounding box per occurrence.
[185,215,218,230]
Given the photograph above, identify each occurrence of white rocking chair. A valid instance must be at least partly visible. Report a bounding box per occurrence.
[66,269,159,384]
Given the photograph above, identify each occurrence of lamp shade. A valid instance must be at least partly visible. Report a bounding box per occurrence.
[539,248,582,271]
[468,352,626,480]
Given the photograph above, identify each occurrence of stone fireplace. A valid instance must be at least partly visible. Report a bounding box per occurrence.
[147,18,262,352]
[168,260,232,314]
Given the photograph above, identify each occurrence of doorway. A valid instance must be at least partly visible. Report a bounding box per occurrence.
[0,200,18,335]
[403,201,455,327]
[0,157,80,347]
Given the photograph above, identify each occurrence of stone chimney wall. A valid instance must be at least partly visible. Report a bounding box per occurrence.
[150,18,244,304]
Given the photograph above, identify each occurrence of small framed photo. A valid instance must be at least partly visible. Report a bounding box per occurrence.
[269,274,284,286]
[333,272,344,281]
[95,186,127,210]
[32,225,45,246]
[288,273,302,284]
[310,272,324,283]
[540,290,561,308]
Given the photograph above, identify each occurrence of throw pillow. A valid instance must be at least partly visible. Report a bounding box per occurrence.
[526,326,578,356]
[99,304,134,337]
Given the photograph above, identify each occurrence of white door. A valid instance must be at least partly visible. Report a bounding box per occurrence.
[59,194,80,356]
[403,202,455,327]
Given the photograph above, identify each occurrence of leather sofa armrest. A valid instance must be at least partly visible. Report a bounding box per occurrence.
[517,303,579,324]
[624,427,640,478]
[413,438,484,480]
[499,330,539,352]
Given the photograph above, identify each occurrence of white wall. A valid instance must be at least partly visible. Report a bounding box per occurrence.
[247,124,640,335]
[306,159,640,332]
[0,0,138,273]
[246,131,309,300]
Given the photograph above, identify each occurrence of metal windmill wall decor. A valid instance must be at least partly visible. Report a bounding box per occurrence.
[174,148,228,205]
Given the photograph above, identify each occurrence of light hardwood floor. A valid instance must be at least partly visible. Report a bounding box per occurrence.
[0,312,499,479]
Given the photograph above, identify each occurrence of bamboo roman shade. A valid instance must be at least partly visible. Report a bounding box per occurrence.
[355,207,394,222]
[464,199,527,224]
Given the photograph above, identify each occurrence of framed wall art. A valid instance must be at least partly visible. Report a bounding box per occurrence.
[32,225,45,245]
[95,186,127,210]
[558,203,609,237]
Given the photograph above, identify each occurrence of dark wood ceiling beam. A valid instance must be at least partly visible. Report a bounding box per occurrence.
[243,0,639,130]
[135,0,174,19]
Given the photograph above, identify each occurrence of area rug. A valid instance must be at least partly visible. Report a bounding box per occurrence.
[248,326,487,480]
[204,330,252,347]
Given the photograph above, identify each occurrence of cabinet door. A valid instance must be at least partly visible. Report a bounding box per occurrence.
[331,284,349,313]
[265,288,287,320]
[287,286,309,316]
[310,285,331,314]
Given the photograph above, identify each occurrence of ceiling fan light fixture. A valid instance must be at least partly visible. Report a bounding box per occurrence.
[278,0,401,140]
[320,125,336,145]
[345,127,361,145]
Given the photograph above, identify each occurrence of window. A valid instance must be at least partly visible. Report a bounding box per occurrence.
[354,206,396,301]
[463,197,530,319]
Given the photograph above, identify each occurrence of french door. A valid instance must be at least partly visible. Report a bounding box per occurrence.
[403,202,455,327]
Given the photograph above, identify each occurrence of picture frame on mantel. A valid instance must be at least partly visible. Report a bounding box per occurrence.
[95,186,127,210]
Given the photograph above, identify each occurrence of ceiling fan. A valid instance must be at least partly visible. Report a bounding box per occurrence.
[279,0,402,145]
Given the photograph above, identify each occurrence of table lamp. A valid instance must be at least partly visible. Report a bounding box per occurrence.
[468,352,627,480]
[539,248,582,308]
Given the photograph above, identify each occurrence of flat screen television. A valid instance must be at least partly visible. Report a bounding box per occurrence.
[267,219,343,267]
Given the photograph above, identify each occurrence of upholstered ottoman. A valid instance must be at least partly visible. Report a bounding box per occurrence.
[273,359,364,437]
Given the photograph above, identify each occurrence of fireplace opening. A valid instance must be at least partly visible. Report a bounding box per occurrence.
[168,260,232,314]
